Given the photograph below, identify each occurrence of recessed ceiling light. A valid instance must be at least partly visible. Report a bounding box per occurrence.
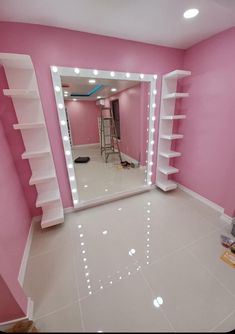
[111,88,117,92]
[89,79,96,84]
[183,8,199,19]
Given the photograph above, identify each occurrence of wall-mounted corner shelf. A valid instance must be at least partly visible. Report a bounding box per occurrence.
[1,52,64,229]
[3,89,39,99]
[163,92,189,100]
[13,123,45,130]
[156,68,191,192]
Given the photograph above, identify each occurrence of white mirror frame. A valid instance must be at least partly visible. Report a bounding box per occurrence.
[51,66,158,208]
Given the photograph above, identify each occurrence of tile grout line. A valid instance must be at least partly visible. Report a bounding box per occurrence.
[139,270,176,332]
[34,301,78,321]
[209,308,235,332]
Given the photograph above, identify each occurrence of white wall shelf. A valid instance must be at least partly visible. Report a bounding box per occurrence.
[0,53,64,228]
[161,115,186,120]
[3,89,39,99]
[156,68,191,192]
[13,123,45,130]
[158,166,179,175]
[163,92,189,99]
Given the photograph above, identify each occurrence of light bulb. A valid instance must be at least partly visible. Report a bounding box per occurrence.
[110,71,115,77]
[52,66,58,73]
[70,176,75,181]
[183,8,199,19]
[61,120,66,126]
[74,68,80,74]
[73,199,78,205]
[68,164,73,169]
[152,103,156,108]
[152,116,156,121]
[58,103,63,109]
[55,86,60,92]
[65,150,71,155]
[140,73,144,79]
[93,69,98,75]
[63,136,69,141]
[125,72,130,78]
[153,89,157,95]
[72,188,77,193]
[154,74,157,79]
[151,128,155,133]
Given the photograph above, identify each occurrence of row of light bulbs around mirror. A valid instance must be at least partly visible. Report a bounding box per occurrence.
[53,67,157,205]
[51,65,158,81]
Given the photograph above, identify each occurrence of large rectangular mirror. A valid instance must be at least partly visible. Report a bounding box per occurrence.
[51,67,157,207]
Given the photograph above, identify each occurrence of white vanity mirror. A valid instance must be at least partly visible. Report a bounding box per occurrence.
[51,67,157,207]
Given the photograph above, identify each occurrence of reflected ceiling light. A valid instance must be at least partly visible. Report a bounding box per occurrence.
[153,297,163,308]
[110,71,115,77]
[111,88,117,92]
[93,69,98,75]
[128,271,131,275]
[110,281,113,284]
[80,234,84,238]
[52,66,58,73]
[73,98,77,101]
[183,8,199,19]
[89,79,96,84]
[81,242,85,246]
[105,188,108,192]
[85,265,88,269]
[82,250,86,254]
[83,258,87,262]
[129,249,136,256]
[102,230,108,235]
[148,172,152,176]
[118,207,122,211]
[100,286,103,289]
[88,285,91,289]
[84,184,88,188]
[119,276,122,280]
[55,86,60,92]
[89,291,92,295]
[147,202,151,206]
[74,67,80,74]
[78,225,82,229]
[125,72,130,78]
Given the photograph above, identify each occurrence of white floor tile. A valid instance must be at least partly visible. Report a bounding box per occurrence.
[212,310,235,332]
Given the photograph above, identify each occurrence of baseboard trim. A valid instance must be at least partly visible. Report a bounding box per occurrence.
[220,213,235,225]
[0,298,34,329]
[18,216,40,287]
[177,183,224,213]
[72,143,99,149]
[64,206,76,214]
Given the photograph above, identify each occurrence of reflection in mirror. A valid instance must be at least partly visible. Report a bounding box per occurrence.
[63,77,149,202]
[51,67,157,206]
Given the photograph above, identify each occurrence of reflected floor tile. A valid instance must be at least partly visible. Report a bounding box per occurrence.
[35,302,83,332]
[188,229,235,296]
[24,244,78,319]
[80,271,173,332]
[142,249,235,332]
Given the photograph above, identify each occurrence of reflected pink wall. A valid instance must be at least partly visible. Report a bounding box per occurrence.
[65,100,99,146]
[173,27,235,217]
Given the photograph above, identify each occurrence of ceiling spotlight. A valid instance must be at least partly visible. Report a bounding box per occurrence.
[89,79,96,84]
[111,88,117,92]
[183,8,199,19]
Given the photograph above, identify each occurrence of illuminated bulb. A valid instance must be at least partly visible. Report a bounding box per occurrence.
[151,128,155,133]
[153,89,157,95]
[61,120,66,126]
[147,261,149,264]
[68,164,73,168]
[52,66,58,73]
[147,249,150,253]
[111,88,117,92]
[55,86,60,92]
[105,188,108,192]
[83,258,87,262]
[78,225,82,229]
[147,238,150,241]
[183,8,199,19]
[147,224,150,227]
[125,72,130,78]
[63,136,69,141]
[97,96,101,99]
[147,202,151,206]
[147,244,150,248]
[140,73,144,79]
[87,279,90,283]
[82,250,85,254]
[58,103,63,109]
[65,150,71,155]
[85,265,88,269]
[119,276,122,280]
[74,68,80,74]
[102,230,108,235]
[89,291,92,295]
[84,184,88,188]
[150,151,154,155]
[73,199,78,205]
[81,242,84,246]
[89,79,96,84]
[100,286,103,290]
[85,272,89,276]
[64,91,69,95]
[154,74,158,79]
[73,99,77,101]
[118,207,122,211]
[148,172,152,176]
[147,210,150,213]
[147,255,149,258]
[80,234,83,238]
[152,116,156,121]
[129,249,136,256]
[110,281,113,284]
[152,103,156,108]
[70,176,75,181]
[72,188,77,193]
[150,161,153,166]
[88,285,91,289]
[110,71,115,77]
[151,140,154,144]
[93,69,98,75]
[128,272,131,276]
[148,181,152,185]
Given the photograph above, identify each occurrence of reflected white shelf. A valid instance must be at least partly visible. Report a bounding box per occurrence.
[0,53,33,69]
[158,166,179,175]
[29,170,56,185]
[161,115,186,120]
[160,134,183,140]
[159,151,181,158]
[163,93,189,99]
[157,180,177,191]
[36,190,60,207]
[3,89,39,99]
[22,149,50,159]
[13,122,45,130]
[164,70,191,80]
[41,206,64,229]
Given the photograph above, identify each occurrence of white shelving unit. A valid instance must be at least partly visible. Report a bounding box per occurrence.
[156,69,191,192]
[0,53,64,228]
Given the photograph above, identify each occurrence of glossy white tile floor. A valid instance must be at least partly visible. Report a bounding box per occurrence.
[24,189,235,332]
[72,145,145,202]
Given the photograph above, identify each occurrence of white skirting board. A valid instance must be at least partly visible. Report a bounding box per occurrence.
[0,298,34,329]
[178,183,234,225]
[18,216,41,286]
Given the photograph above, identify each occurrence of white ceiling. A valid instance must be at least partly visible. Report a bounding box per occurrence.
[61,76,140,101]
[1,0,235,49]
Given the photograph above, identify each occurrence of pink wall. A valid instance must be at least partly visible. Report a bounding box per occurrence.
[173,27,235,217]
[0,22,184,209]
[65,100,99,146]
[0,117,30,321]
[106,84,142,162]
